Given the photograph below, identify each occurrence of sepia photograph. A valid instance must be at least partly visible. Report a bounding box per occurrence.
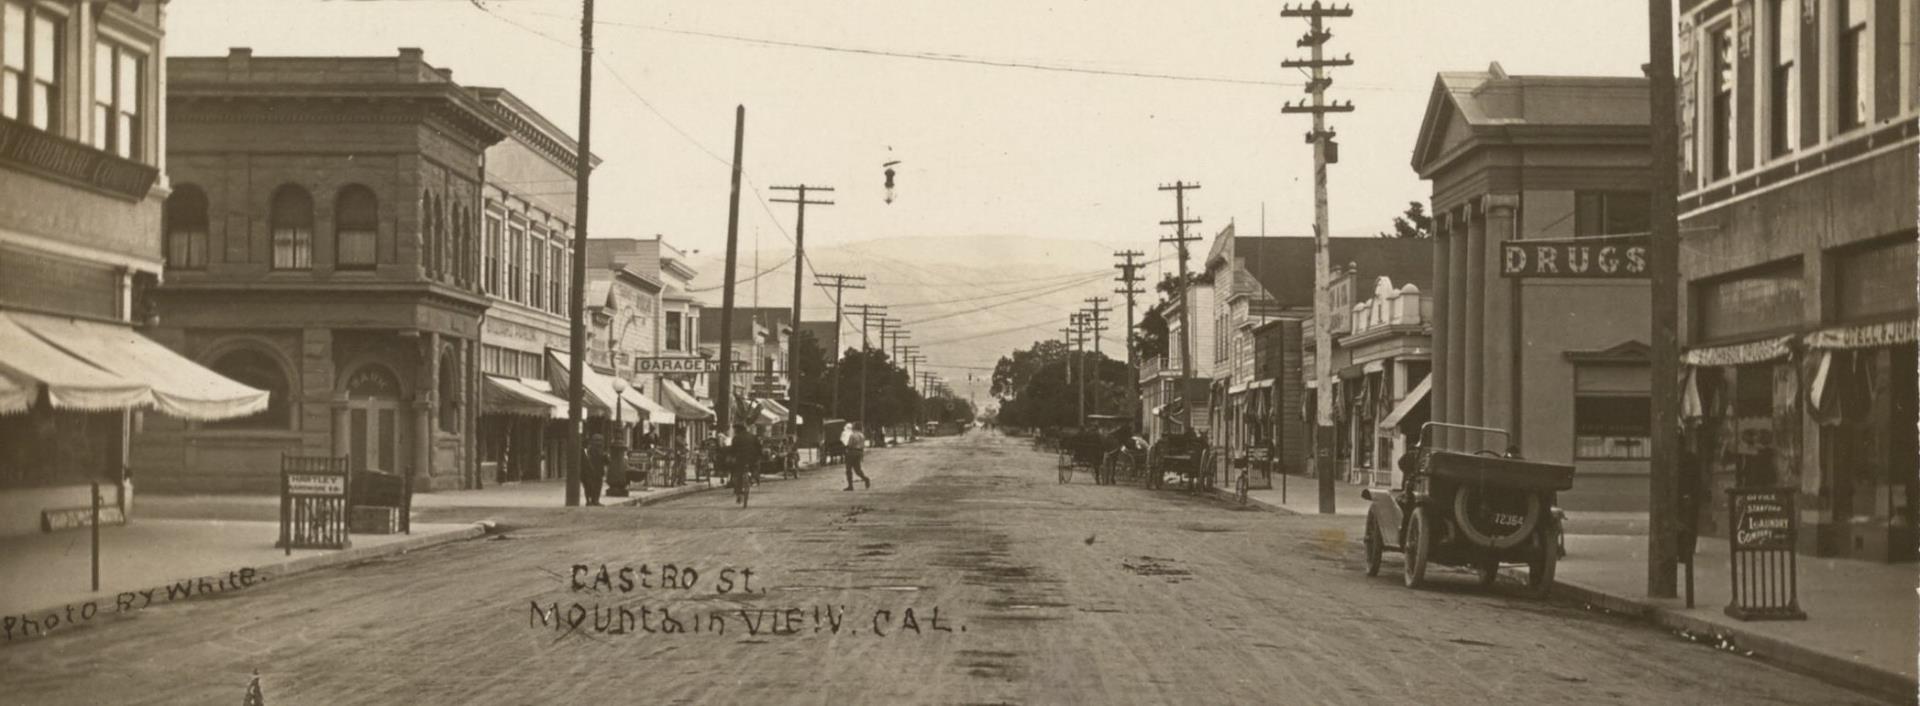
[0,0,1915,703]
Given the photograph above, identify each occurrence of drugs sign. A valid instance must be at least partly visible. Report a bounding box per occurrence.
[1500,234,1649,279]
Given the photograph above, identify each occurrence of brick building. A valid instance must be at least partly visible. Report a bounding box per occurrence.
[138,49,517,493]
[1675,0,1917,560]
[0,2,266,537]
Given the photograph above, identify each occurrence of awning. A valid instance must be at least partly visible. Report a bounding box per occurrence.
[0,372,29,415]
[483,375,568,419]
[2,311,266,420]
[1682,335,1794,367]
[1245,378,1275,390]
[1804,318,1917,350]
[627,390,675,425]
[1379,374,1432,429]
[546,352,619,417]
[758,398,790,419]
[752,404,783,426]
[657,381,714,421]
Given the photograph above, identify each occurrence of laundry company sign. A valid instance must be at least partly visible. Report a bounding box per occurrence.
[1500,234,1649,279]
[0,114,158,200]
[634,357,749,374]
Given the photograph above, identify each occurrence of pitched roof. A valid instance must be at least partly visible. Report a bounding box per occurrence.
[1411,62,1648,177]
[1233,237,1433,308]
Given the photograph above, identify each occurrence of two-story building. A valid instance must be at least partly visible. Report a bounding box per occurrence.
[1300,267,1433,488]
[1139,272,1214,442]
[1411,62,1655,511]
[586,236,713,448]
[140,49,514,494]
[1675,0,1916,561]
[0,2,265,537]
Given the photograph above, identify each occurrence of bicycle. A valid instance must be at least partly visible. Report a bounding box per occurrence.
[731,463,750,507]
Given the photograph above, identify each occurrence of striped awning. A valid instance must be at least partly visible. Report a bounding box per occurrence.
[0,310,267,420]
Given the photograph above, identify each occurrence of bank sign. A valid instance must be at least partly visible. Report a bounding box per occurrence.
[1500,234,1649,279]
[633,357,748,374]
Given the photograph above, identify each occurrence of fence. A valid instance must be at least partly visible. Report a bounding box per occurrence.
[280,455,351,553]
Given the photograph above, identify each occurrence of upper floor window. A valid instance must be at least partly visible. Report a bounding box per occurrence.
[549,241,563,315]
[484,211,501,295]
[164,184,209,270]
[1575,191,1651,237]
[1711,24,1736,181]
[1837,0,1870,132]
[335,185,378,269]
[666,311,683,351]
[1767,0,1798,157]
[270,185,314,270]
[92,38,141,160]
[528,227,546,310]
[2,2,61,132]
[507,219,525,303]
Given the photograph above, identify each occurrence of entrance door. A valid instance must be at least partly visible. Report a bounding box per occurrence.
[344,365,403,474]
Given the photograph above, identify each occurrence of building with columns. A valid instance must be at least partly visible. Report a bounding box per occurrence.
[1411,63,1654,511]
[137,49,528,493]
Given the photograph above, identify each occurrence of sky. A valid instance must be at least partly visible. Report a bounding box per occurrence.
[168,0,1654,263]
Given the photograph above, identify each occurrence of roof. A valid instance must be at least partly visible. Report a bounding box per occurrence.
[1230,236,1433,308]
[1411,62,1648,177]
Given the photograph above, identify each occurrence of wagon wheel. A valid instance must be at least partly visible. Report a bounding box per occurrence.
[1363,516,1384,577]
[1402,506,1432,589]
[1528,518,1560,598]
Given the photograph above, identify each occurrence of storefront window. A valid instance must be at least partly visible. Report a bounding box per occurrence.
[205,349,290,430]
[1694,260,1804,342]
[1833,236,1918,322]
[1575,396,1651,459]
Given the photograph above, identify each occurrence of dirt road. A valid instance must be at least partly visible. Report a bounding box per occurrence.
[0,432,1883,705]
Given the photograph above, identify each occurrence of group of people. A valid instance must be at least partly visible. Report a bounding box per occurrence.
[574,421,880,504]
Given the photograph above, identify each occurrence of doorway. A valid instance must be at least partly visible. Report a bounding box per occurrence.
[344,365,403,475]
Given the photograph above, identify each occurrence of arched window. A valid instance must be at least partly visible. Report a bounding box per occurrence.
[437,349,459,432]
[164,185,208,269]
[270,185,313,270]
[335,185,378,269]
[206,349,290,429]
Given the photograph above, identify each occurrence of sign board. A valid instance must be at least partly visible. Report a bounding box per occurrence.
[42,506,126,532]
[1500,234,1649,279]
[1724,487,1806,620]
[634,357,750,374]
[1730,489,1792,550]
[1246,447,1271,461]
[287,474,347,496]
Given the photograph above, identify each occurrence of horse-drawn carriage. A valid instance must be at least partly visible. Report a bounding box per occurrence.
[1363,422,1572,596]
[1146,431,1214,491]
[819,419,848,466]
[1055,427,1105,483]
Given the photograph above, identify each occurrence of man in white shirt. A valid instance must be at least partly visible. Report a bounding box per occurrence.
[841,423,871,490]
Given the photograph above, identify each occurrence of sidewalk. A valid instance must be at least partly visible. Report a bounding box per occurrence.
[1228,475,1373,516]
[1522,534,1919,701]
[0,518,483,638]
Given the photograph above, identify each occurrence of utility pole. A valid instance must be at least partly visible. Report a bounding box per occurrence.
[712,105,748,433]
[1114,250,1146,423]
[1084,298,1109,417]
[1071,312,1090,427]
[1157,182,1202,435]
[563,0,596,507]
[1282,1,1355,515]
[771,184,834,446]
[814,272,866,417]
[1645,0,1681,599]
[848,303,887,427]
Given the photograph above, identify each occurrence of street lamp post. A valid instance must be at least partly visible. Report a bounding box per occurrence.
[607,376,631,497]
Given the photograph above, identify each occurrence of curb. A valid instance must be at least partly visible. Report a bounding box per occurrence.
[1206,485,1288,513]
[610,461,834,508]
[1487,566,1916,702]
[3,521,490,646]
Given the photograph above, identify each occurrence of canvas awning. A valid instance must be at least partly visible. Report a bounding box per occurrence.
[751,400,784,425]
[483,375,568,419]
[0,310,267,420]
[657,381,714,421]
[545,352,620,417]
[1804,318,1917,350]
[1379,374,1432,429]
[1681,335,1794,367]
[627,390,675,425]
[758,398,790,419]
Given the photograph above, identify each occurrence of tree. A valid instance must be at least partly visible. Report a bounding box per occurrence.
[990,339,1068,400]
[789,330,830,416]
[832,348,920,430]
[1132,306,1169,361]
[1376,201,1433,239]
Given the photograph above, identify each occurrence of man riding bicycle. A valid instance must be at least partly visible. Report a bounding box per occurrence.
[726,423,761,505]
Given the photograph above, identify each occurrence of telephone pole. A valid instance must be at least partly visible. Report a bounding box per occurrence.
[1158,182,1202,435]
[563,0,596,507]
[1071,312,1090,427]
[712,105,749,434]
[1114,250,1146,422]
[770,184,834,444]
[814,272,866,417]
[1282,1,1355,515]
[1646,0,1682,599]
[1084,299,1109,417]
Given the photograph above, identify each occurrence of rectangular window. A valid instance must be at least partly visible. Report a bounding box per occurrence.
[1693,259,1805,341]
[1574,395,1652,459]
[549,242,563,315]
[507,220,525,303]
[1574,191,1652,237]
[92,40,141,160]
[272,224,312,269]
[1838,0,1870,132]
[528,229,545,310]
[666,311,683,350]
[168,226,206,269]
[1712,24,1736,180]
[2,2,60,132]
[1833,236,1918,321]
[1769,0,1799,157]
[483,212,501,295]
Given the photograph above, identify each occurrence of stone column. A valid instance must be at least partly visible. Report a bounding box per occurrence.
[1481,194,1520,440]
[1446,206,1470,450]
[413,398,433,489]
[1431,211,1451,440]
[1462,201,1486,442]
[331,391,351,459]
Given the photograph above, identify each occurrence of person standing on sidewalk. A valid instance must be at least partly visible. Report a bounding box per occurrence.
[842,422,871,490]
[583,434,608,506]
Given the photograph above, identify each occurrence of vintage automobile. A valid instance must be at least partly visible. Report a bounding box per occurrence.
[1362,422,1572,596]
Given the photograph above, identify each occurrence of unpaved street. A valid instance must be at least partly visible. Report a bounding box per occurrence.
[0,432,1882,705]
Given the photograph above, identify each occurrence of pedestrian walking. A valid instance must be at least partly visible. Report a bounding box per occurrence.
[842,422,871,490]
[583,433,608,506]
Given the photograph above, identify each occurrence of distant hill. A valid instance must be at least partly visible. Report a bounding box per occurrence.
[687,235,1171,404]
